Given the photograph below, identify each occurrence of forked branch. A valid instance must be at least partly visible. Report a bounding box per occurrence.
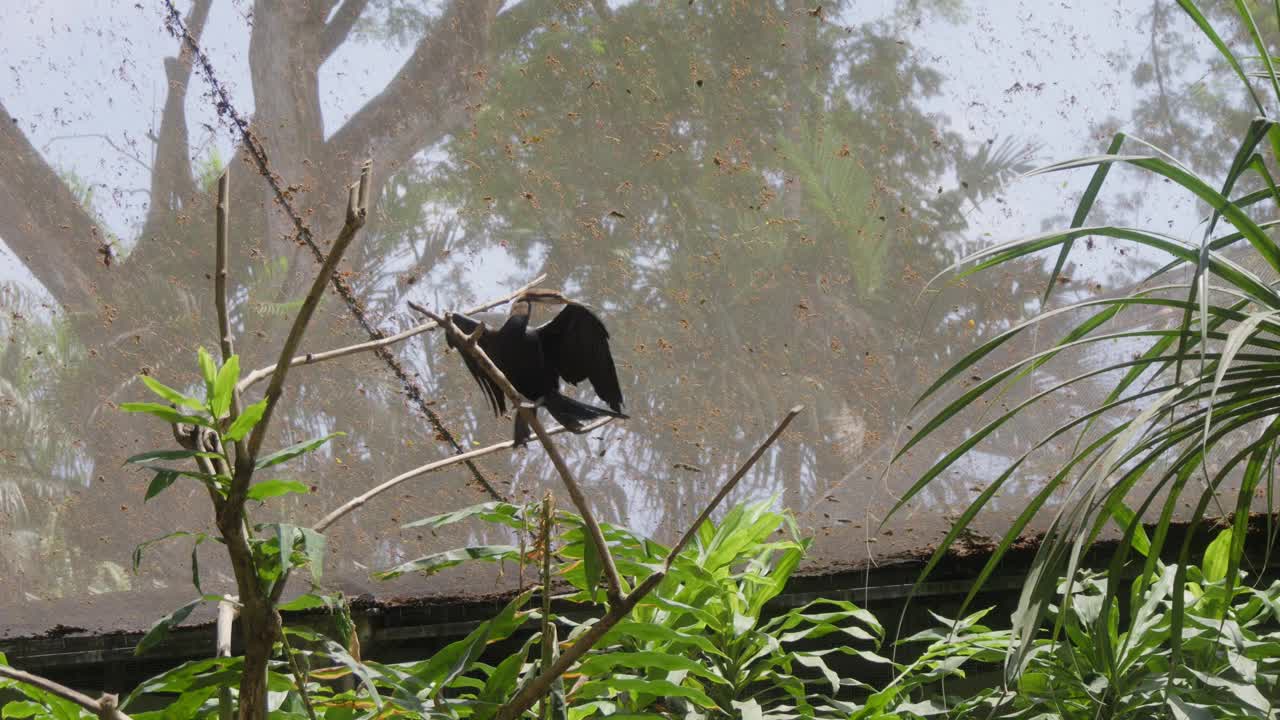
[493,406,804,720]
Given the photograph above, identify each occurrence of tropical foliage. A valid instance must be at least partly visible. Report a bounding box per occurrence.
[887,0,1280,706]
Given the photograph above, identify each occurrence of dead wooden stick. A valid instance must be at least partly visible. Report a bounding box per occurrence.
[421,307,625,603]
[665,405,804,566]
[493,406,804,720]
[0,665,133,720]
[314,416,614,532]
[216,596,238,720]
[236,274,548,393]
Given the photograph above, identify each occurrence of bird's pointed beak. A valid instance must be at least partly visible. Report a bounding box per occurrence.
[516,288,569,305]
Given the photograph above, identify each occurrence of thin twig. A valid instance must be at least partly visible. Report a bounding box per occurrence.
[214,170,248,465]
[314,416,613,532]
[665,405,804,567]
[41,133,152,173]
[426,309,624,603]
[236,274,547,393]
[244,162,370,465]
[0,665,133,720]
[493,407,803,720]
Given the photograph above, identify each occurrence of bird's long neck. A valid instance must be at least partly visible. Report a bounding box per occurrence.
[505,299,533,332]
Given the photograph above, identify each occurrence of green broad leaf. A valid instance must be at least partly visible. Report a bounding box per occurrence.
[582,529,604,603]
[128,687,217,720]
[405,589,532,696]
[373,545,519,580]
[603,621,726,658]
[135,596,214,655]
[139,375,205,411]
[135,465,224,483]
[299,527,326,581]
[576,677,715,708]
[133,531,201,572]
[276,523,299,577]
[1,701,44,719]
[145,470,181,501]
[126,658,287,704]
[247,479,309,502]
[322,640,382,710]
[224,398,268,442]
[210,355,239,419]
[1108,501,1151,558]
[255,432,345,470]
[401,501,526,531]
[576,652,725,683]
[124,449,221,465]
[278,593,334,612]
[794,652,841,695]
[120,402,213,428]
[1202,528,1233,583]
[197,347,217,399]
[474,634,539,716]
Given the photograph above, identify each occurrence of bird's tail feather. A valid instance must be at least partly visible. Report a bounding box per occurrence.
[513,393,628,447]
[543,392,629,427]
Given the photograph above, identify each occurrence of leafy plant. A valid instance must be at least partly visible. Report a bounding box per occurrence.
[874,528,1280,719]
[383,496,886,719]
[581,499,884,719]
[890,0,1280,694]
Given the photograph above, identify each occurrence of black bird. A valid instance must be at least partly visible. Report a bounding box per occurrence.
[442,290,627,446]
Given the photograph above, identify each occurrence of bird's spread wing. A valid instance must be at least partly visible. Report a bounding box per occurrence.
[446,313,506,417]
[536,303,624,411]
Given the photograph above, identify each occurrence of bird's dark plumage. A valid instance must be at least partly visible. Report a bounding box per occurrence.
[445,294,627,445]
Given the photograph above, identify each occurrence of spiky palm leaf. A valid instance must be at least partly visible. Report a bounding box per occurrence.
[891,0,1280,688]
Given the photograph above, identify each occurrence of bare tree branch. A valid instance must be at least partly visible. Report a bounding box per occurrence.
[326,0,503,183]
[315,416,614,532]
[42,133,151,173]
[321,0,370,60]
[243,162,370,465]
[666,405,804,565]
[493,407,804,720]
[420,307,625,602]
[237,273,547,393]
[0,97,106,312]
[0,665,132,720]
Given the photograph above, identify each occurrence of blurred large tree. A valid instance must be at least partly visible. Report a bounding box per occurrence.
[0,0,1046,607]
